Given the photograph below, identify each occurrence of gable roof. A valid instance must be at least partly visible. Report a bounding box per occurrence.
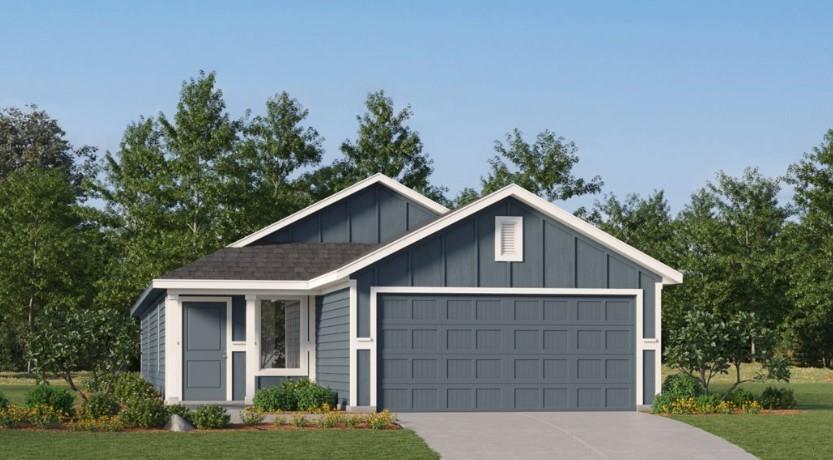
[228,173,450,248]
[160,243,378,281]
[308,184,683,286]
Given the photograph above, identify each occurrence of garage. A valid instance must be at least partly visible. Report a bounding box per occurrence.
[378,294,635,411]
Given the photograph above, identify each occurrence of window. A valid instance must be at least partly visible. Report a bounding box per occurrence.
[260,299,301,369]
[494,216,523,262]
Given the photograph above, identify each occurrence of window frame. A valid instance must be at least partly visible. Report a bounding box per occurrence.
[494,215,524,262]
[254,296,311,377]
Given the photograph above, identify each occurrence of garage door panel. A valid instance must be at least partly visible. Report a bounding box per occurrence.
[379,295,635,411]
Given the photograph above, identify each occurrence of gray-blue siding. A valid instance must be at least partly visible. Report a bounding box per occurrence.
[353,197,663,339]
[140,299,165,393]
[254,183,439,245]
[316,289,351,406]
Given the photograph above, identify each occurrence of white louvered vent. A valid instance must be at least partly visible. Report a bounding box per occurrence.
[494,216,523,262]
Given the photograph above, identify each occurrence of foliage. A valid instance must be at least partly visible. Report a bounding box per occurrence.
[112,373,160,405]
[318,411,345,428]
[191,405,230,429]
[460,129,602,207]
[252,379,334,412]
[653,394,751,415]
[121,398,168,428]
[291,414,306,428]
[273,415,287,426]
[24,384,75,417]
[367,410,396,430]
[239,407,265,425]
[345,413,364,428]
[294,380,336,412]
[26,404,64,428]
[166,404,194,425]
[0,391,8,410]
[0,405,31,428]
[82,393,120,419]
[725,388,756,407]
[661,374,705,399]
[758,387,797,409]
[67,415,125,432]
[252,385,295,412]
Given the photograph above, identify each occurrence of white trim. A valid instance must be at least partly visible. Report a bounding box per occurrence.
[228,173,450,248]
[153,279,311,291]
[245,294,258,403]
[177,296,232,401]
[254,296,310,378]
[164,293,180,403]
[364,287,654,410]
[308,295,317,382]
[348,280,359,407]
[312,185,683,286]
[494,216,523,262]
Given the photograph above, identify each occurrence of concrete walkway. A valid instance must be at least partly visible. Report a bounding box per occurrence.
[397,412,755,460]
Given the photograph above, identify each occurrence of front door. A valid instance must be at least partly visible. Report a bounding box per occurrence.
[183,301,227,401]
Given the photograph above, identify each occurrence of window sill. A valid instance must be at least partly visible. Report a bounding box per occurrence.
[255,369,307,377]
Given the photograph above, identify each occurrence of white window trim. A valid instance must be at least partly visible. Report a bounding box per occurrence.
[254,296,312,377]
[350,286,661,410]
[494,216,523,262]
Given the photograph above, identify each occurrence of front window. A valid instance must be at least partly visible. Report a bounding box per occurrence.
[260,299,301,369]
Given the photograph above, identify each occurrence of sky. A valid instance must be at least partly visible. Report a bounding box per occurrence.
[2,1,832,213]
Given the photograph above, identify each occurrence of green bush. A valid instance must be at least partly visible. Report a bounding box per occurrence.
[122,398,168,428]
[295,380,336,411]
[759,387,797,409]
[81,372,118,395]
[67,415,125,432]
[367,410,395,430]
[694,393,725,414]
[291,414,305,428]
[0,391,8,410]
[24,384,75,417]
[239,407,265,425]
[27,404,63,428]
[82,393,120,419]
[166,404,194,424]
[726,388,756,407]
[192,405,230,429]
[112,373,160,405]
[661,374,704,399]
[252,385,294,412]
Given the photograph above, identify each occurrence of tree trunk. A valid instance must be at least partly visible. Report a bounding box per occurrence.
[26,294,33,374]
[65,370,87,401]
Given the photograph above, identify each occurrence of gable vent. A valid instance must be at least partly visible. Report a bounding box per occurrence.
[494,216,523,262]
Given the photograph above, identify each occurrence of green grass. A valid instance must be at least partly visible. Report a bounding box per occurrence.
[0,430,438,460]
[666,366,833,460]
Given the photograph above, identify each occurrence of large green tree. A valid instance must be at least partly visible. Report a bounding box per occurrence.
[784,129,833,366]
[456,129,603,207]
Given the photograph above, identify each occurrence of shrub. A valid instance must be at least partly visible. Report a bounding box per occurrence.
[741,400,762,414]
[192,405,230,429]
[24,384,75,417]
[694,393,723,413]
[367,410,395,430]
[345,413,365,428]
[166,404,194,425]
[0,392,8,410]
[112,373,160,405]
[68,415,125,432]
[122,398,168,428]
[0,405,31,428]
[82,393,120,419]
[291,414,306,428]
[726,388,756,407]
[27,404,63,428]
[81,372,118,395]
[240,407,265,425]
[318,411,344,428]
[662,374,704,399]
[758,387,797,409]
[253,385,296,412]
[295,380,336,412]
[274,415,287,426]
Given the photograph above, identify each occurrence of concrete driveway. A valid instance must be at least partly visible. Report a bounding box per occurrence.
[397,412,755,460]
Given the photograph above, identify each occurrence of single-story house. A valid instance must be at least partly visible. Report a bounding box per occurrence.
[131,173,682,411]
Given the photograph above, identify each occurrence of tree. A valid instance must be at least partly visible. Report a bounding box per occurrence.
[663,169,791,339]
[0,105,97,191]
[665,309,789,394]
[0,168,104,371]
[784,129,833,366]
[585,191,677,264]
[457,129,602,206]
[309,90,446,202]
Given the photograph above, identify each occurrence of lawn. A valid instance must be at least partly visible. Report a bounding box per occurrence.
[667,365,833,460]
[0,374,438,460]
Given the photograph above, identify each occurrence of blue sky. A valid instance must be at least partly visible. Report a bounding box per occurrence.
[2,1,832,212]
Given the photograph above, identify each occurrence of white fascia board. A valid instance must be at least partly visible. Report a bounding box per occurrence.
[227,173,450,248]
[310,184,683,286]
[152,279,311,291]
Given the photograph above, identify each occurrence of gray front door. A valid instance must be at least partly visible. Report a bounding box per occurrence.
[378,294,635,411]
[183,301,226,401]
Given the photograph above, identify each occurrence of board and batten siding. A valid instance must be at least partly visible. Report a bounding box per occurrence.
[352,197,663,339]
[254,183,439,245]
[315,288,351,406]
[139,298,166,393]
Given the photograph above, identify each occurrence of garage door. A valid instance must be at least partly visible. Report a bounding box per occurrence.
[378,294,635,411]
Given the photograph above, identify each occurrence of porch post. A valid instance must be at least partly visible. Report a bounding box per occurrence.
[164,293,181,403]
[245,294,257,403]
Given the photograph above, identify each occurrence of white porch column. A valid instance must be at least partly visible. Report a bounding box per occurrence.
[164,293,181,403]
[245,294,258,403]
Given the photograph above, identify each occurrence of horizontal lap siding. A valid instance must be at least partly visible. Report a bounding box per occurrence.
[139,298,165,394]
[316,289,351,406]
[352,197,663,340]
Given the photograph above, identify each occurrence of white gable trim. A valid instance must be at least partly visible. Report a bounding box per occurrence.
[309,184,683,285]
[227,173,450,248]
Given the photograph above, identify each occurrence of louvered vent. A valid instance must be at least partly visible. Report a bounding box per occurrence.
[494,216,523,262]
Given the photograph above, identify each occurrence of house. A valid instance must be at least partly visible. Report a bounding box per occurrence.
[131,173,682,411]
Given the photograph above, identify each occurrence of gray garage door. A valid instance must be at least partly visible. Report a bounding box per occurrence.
[378,294,635,411]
